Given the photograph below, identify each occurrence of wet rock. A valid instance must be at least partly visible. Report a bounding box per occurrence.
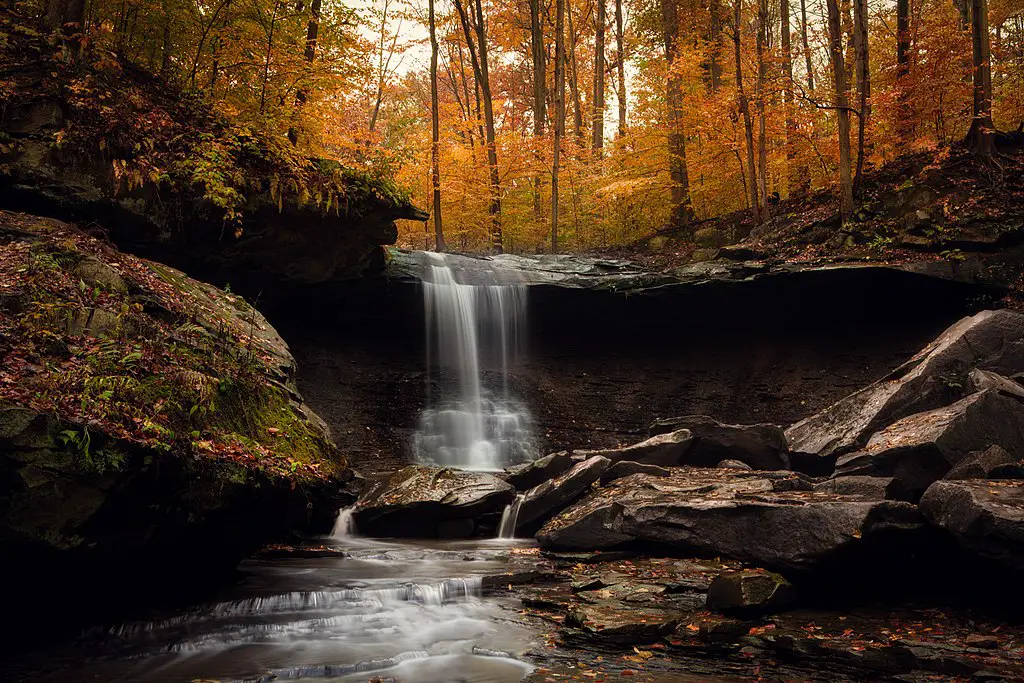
[965,634,1000,649]
[834,390,1024,497]
[537,469,923,572]
[717,459,753,470]
[706,570,795,613]
[502,451,574,491]
[786,310,1024,460]
[814,475,911,501]
[919,479,1024,572]
[650,415,789,470]
[566,601,682,643]
[354,466,515,537]
[602,460,671,483]
[516,456,612,531]
[945,445,1018,480]
[575,430,694,467]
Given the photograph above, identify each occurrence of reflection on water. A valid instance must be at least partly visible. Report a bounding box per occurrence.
[26,536,538,683]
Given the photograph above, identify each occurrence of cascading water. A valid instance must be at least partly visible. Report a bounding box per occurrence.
[332,506,358,539]
[413,253,537,471]
[497,494,524,539]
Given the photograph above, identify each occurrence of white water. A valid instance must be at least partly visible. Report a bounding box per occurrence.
[332,507,358,539]
[413,253,537,471]
[497,495,524,539]
[35,539,537,683]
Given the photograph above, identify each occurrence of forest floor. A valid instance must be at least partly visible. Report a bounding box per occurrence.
[594,139,1024,308]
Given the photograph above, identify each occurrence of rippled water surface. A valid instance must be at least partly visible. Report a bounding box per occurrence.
[28,537,538,683]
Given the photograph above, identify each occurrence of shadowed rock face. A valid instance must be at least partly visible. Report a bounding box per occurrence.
[280,263,994,476]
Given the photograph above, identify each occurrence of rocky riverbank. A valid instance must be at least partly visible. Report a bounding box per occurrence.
[340,308,1024,679]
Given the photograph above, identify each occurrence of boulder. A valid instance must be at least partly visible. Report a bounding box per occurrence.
[537,469,923,573]
[834,390,1024,497]
[649,415,789,470]
[920,480,1024,572]
[602,460,671,483]
[786,310,1024,460]
[968,369,1024,399]
[718,459,753,470]
[516,456,612,532]
[706,570,795,614]
[566,602,682,643]
[944,445,1019,480]
[502,451,574,491]
[814,475,910,501]
[573,430,693,467]
[353,466,515,537]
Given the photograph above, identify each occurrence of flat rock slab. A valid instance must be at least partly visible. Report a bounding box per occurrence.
[649,414,789,470]
[786,309,1024,459]
[516,456,612,531]
[567,601,683,643]
[920,479,1024,572]
[353,465,514,537]
[537,468,923,573]
[573,430,694,467]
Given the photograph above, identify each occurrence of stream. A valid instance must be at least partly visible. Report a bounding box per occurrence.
[23,534,538,683]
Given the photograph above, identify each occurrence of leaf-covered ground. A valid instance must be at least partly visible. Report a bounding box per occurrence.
[0,210,342,483]
[595,139,1024,309]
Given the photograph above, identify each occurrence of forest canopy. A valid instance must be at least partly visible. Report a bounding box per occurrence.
[14,0,1024,252]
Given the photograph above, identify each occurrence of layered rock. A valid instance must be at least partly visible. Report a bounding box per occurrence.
[648,415,789,470]
[502,451,574,491]
[516,456,612,532]
[573,430,693,466]
[786,310,1024,461]
[537,469,923,573]
[353,466,515,537]
[920,480,1024,573]
[833,390,1024,497]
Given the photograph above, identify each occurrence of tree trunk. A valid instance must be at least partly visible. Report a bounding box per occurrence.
[615,0,627,136]
[707,0,723,90]
[966,0,994,156]
[799,0,814,92]
[46,0,87,46]
[455,0,503,250]
[661,0,694,228]
[852,0,870,194]
[755,0,769,211]
[592,0,606,156]
[825,0,853,221]
[567,6,584,144]
[429,0,446,251]
[896,0,910,141]
[735,0,761,222]
[781,0,802,195]
[553,0,566,252]
[530,0,546,217]
[160,0,172,76]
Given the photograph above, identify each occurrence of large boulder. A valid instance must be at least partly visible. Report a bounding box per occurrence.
[573,430,693,466]
[706,570,796,614]
[944,445,1021,480]
[516,456,612,532]
[537,469,923,573]
[833,390,1024,497]
[502,451,574,491]
[786,310,1024,460]
[649,415,789,470]
[920,480,1024,573]
[353,466,515,537]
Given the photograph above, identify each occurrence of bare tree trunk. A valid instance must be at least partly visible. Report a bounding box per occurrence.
[530,0,546,217]
[782,0,801,195]
[592,0,606,156]
[967,0,994,156]
[615,0,627,136]
[800,0,814,92]
[553,0,566,252]
[429,0,445,251]
[46,0,87,47]
[567,5,584,144]
[755,0,769,211]
[826,0,853,221]
[852,0,870,194]
[735,0,761,222]
[709,0,723,90]
[896,0,910,143]
[161,0,172,76]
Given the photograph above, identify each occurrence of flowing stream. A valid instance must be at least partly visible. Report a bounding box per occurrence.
[413,253,537,471]
[23,534,538,683]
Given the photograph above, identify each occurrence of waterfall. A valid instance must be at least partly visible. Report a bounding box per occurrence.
[497,495,524,539]
[332,507,358,539]
[413,253,537,471]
